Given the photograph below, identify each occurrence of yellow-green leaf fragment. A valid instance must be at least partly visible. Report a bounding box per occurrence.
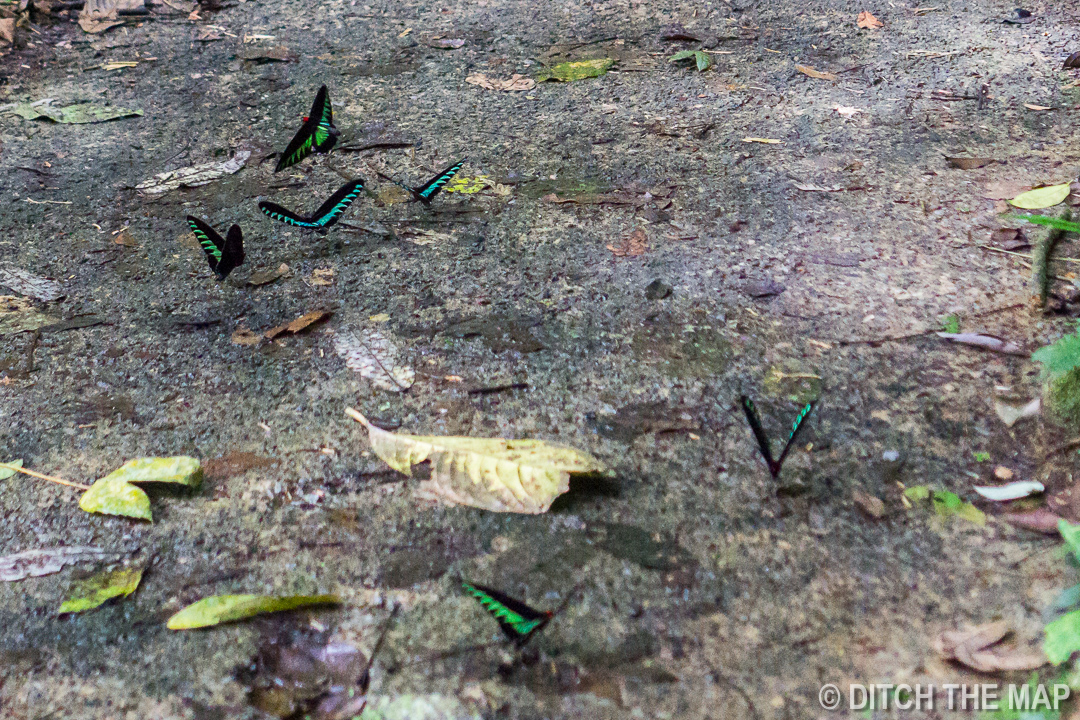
[99,456,203,487]
[167,594,341,630]
[58,567,142,614]
[348,408,606,514]
[79,476,152,520]
[0,460,24,480]
[536,58,614,82]
[1009,183,1071,209]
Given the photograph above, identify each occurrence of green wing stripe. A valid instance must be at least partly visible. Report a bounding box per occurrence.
[187,219,222,260]
[463,581,548,639]
[786,402,814,442]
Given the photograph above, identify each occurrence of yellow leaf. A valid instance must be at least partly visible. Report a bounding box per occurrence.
[795,64,838,81]
[79,476,152,520]
[742,137,782,144]
[1009,183,1071,209]
[1024,103,1052,111]
[58,567,143,614]
[347,408,605,514]
[167,594,340,630]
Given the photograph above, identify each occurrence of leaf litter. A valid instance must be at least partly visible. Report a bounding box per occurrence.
[264,310,331,340]
[347,408,606,514]
[135,150,251,195]
[936,621,1046,672]
[465,74,535,91]
[0,546,123,583]
[333,326,415,392]
[0,266,63,301]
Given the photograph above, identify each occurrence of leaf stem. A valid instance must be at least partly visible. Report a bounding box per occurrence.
[0,463,92,491]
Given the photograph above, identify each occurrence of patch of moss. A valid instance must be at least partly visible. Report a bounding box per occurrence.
[1047,367,1080,428]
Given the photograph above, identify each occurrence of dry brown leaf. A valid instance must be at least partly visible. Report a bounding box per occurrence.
[857,10,884,28]
[795,64,838,81]
[1024,103,1052,111]
[333,327,415,392]
[935,621,1047,673]
[310,268,334,286]
[946,156,994,170]
[247,263,290,286]
[113,230,139,248]
[264,310,331,340]
[465,73,535,92]
[853,489,886,518]
[607,229,647,257]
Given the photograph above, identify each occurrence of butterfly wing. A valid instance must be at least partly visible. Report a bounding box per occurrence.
[311,85,338,152]
[186,215,223,274]
[416,159,466,201]
[462,581,551,646]
[259,200,318,228]
[774,401,815,470]
[741,396,777,476]
[213,224,245,279]
[308,179,365,228]
[274,87,327,172]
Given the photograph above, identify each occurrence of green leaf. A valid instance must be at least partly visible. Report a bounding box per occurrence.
[942,315,960,334]
[99,456,202,487]
[931,490,986,526]
[167,594,340,630]
[1045,609,1080,665]
[695,51,712,72]
[79,476,152,520]
[1009,183,1072,210]
[58,567,142,614]
[536,58,614,82]
[1007,213,1080,234]
[9,103,143,124]
[1060,520,1080,559]
[668,50,712,72]
[973,451,991,462]
[904,485,930,501]
[669,50,697,62]
[0,459,24,480]
[1032,327,1080,379]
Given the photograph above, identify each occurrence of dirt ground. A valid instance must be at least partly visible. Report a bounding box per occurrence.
[1,0,1080,717]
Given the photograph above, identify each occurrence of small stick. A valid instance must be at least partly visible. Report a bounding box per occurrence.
[0,463,91,491]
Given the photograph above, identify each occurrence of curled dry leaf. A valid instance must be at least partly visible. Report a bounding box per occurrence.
[465,73,535,92]
[248,263,291,286]
[265,310,331,340]
[333,327,415,392]
[0,266,63,302]
[795,64,838,81]
[607,229,647,257]
[856,10,884,28]
[135,151,250,195]
[935,621,1047,673]
[0,546,121,582]
[347,408,606,514]
[936,332,1027,356]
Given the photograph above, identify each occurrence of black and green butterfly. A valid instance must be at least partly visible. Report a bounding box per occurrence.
[462,580,555,648]
[378,159,465,204]
[185,216,245,280]
[274,84,339,173]
[740,396,815,479]
[258,179,365,229]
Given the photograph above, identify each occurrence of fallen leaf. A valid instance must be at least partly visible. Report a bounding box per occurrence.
[0,18,15,45]
[112,230,139,248]
[264,310,331,340]
[795,64,838,81]
[58,567,142,614]
[857,10,884,28]
[1009,183,1071,210]
[9,103,143,124]
[426,37,464,49]
[994,397,1040,426]
[333,327,415,392]
[853,489,886,518]
[247,263,290,286]
[167,594,340,630]
[937,621,1046,672]
[1024,103,1052,111]
[834,105,864,117]
[946,156,994,170]
[0,266,63,302]
[79,456,202,521]
[0,547,121,582]
[310,268,334,286]
[1046,610,1080,665]
[369,313,391,323]
[465,73,535,91]
[973,480,1045,502]
[347,408,605,514]
[135,151,250,195]
[937,332,1027,356]
[668,50,711,72]
[607,229,647,257]
[0,296,59,336]
[0,459,24,480]
[1001,508,1064,534]
[742,137,782,144]
[536,58,615,82]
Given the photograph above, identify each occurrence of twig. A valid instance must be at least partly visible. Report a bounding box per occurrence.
[979,244,1080,264]
[1032,209,1073,307]
[467,382,529,395]
[0,463,91,491]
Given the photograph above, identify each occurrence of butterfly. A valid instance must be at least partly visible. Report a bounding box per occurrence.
[258,179,365,229]
[186,216,245,280]
[462,580,554,648]
[274,85,339,173]
[378,159,466,204]
[740,396,815,479]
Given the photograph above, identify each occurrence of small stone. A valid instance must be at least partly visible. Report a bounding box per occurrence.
[994,466,1014,481]
[853,489,886,518]
[645,279,673,300]
[882,450,900,462]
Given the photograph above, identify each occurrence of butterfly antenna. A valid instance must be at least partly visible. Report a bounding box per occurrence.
[360,605,400,692]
